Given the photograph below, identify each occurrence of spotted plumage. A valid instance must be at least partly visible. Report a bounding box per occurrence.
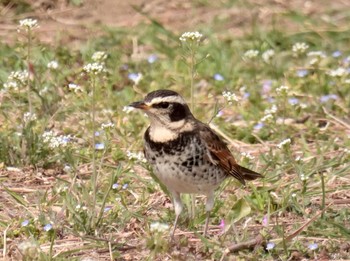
[129,89,262,237]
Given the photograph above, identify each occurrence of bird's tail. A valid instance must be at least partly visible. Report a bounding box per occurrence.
[237,165,263,180]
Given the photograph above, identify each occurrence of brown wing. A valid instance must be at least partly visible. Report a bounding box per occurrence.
[199,124,246,185]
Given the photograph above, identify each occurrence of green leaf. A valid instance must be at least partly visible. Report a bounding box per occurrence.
[229,198,251,223]
[3,186,27,206]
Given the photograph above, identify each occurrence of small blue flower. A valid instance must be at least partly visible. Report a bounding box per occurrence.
[21,220,29,227]
[128,73,140,81]
[296,69,308,78]
[320,94,338,103]
[95,143,105,150]
[43,223,53,232]
[288,97,299,105]
[213,73,224,81]
[122,183,128,189]
[147,54,158,64]
[262,80,272,94]
[308,243,318,250]
[112,183,119,189]
[104,207,111,212]
[266,242,275,250]
[243,92,250,99]
[254,122,264,130]
[95,131,100,137]
[266,97,276,103]
[332,51,342,58]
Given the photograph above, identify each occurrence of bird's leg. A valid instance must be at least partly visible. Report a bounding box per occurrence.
[170,191,183,239]
[203,191,215,237]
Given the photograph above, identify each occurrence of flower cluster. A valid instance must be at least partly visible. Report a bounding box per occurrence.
[126,151,147,163]
[292,42,309,55]
[68,83,82,93]
[47,61,59,70]
[243,49,259,59]
[276,85,289,95]
[307,51,326,65]
[92,51,107,63]
[18,18,39,31]
[101,122,115,129]
[328,67,348,77]
[150,222,170,233]
[179,31,203,43]
[23,112,37,123]
[262,49,275,63]
[222,91,240,104]
[42,131,72,149]
[3,70,29,90]
[277,138,291,149]
[83,62,106,75]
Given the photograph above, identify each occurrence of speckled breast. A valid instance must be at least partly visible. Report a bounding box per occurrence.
[143,128,227,194]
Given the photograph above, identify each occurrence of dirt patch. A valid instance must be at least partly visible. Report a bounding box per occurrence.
[1,0,350,46]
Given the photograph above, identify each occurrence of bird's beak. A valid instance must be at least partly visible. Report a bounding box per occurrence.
[128,101,149,110]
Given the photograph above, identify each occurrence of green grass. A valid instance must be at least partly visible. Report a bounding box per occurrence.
[1,2,350,260]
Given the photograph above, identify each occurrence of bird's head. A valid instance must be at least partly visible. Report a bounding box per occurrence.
[129,90,194,131]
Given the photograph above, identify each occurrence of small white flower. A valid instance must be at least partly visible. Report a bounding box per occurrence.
[101,122,115,129]
[179,31,203,42]
[68,83,82,93]
[291,193,297,198]
[243,49,259,59]
[42,131,72,149]
[76,204,81,210]
[276,85,289,95]
[63,164,72,172]
[83,62,106,75]
[277,138,291,149]
[47,61,59,70]
[92,51,107,62]
[222,91,240,104]
[19,18,39,31]
[264,104,278,115]
[300,173,309,181]
[292,42,309,55]
[328,67,348,77]
[126,151,147,163]
[122,106,135,114]
[6,70,29,87]
[261,114,273,123]
[241,152,255,160]
[262,49,275,63]
[23,112,37,123]
[150,222,170,232]
[3,81,18,90]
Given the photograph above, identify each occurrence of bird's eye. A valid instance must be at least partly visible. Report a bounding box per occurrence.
[157,102,169,109]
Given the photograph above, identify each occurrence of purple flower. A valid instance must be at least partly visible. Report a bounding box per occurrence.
[243,92,250,99]
[262,80,272,94]
[122,183,128,189]
[308,243,318,250]
[254,122,264,130]
[288,97,299,105]
[296,69,308,78]
[320,94,338,103]
[104,207,111,212]
[266,242,275,250]
[262,215,268,226]
[147,54,158,64]
[95,143,105,150]
[213,73,224,81]
[95,131,100,137]
[112,183,119,189]
[43,223,53,231]
[332,51,342,58]
[21,220,29,227]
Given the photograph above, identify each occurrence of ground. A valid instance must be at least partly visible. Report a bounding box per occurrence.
[1,0,350,260]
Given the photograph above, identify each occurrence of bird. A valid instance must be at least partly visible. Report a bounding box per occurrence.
[129,89,262,238]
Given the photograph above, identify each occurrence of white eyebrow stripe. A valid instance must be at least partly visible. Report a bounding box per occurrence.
[146,96,186,105]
